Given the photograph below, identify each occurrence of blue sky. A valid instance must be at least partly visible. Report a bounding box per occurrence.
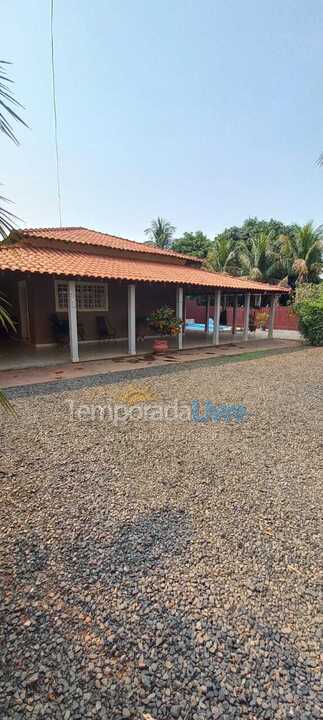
[2,0,322,241]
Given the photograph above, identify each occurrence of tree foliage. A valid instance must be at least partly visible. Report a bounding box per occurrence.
[292,283,323,345]
[213,217,297,253]
[0,293,16,412]
[172,231,211,258]
[240,217,297,246]
[237,231,284,282]
[205,235,237,273]
[0,60,25,410]
[144,217,176,248]
[0,61,27,238]
[279,222,323,284]
[206,218,321,284]
[145,217,322,286]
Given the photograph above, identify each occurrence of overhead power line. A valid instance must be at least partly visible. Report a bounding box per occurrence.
[50,0,63,226]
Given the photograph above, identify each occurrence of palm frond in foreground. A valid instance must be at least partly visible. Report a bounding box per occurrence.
[0,293,16,414]
[0,60,27,144]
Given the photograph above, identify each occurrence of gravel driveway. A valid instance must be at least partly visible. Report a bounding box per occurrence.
[1,348,321,719]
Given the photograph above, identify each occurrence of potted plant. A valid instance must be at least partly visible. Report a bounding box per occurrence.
[255,310,269,331]
[148,305,182,352]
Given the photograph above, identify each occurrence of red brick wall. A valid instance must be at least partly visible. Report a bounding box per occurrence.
[186,300,208,323]
[185,298,299,330]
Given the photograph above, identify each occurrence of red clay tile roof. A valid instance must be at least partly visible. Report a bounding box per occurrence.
[0,243,288,293]
[17,227,202,263]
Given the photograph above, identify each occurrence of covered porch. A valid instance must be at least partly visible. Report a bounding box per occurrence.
[84,284,278,363]
[0,326,273,371]
[0,334,302,390]
[0,269,281,371]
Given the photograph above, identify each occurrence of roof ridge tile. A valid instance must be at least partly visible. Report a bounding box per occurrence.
[16,226,202,263]
[0,243,289,293]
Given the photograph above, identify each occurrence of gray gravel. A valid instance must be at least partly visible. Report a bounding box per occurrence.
[5,345,304,400]
[0,347,322,719]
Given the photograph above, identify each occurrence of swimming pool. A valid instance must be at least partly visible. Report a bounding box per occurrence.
[185,319,232,333]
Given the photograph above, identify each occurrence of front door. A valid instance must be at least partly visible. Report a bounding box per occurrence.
[18,280,31,342]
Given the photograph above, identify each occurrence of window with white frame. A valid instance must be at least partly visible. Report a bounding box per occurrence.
[55,280,108,312]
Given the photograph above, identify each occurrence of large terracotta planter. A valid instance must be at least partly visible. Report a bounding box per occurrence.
[153,338,169,353]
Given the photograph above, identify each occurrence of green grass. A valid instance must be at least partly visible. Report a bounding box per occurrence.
[185,343,310,372]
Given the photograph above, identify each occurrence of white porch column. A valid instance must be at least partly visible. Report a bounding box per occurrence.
[243,292,251,341]
[268,294,278,339]
[232,295,239,337]
[67,281,79,363]
[128,284,136,355]
[176,286,183,350]
[205,295,210,333]
[212,288,221,345]
[183,294,187,334]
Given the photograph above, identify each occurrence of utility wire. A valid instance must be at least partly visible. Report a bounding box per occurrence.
[50,0,62,226]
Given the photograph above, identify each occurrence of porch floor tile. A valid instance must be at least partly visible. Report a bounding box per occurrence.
[0,333,302,389]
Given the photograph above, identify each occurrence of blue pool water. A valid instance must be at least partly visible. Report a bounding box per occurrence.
[185,319,231,332]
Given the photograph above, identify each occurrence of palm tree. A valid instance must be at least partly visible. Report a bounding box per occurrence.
[205,235,238,273]
[144,217,176,248]
[0,60,27,238]
[237,231,282,282]
[279,222,323,283]
[0,60,25,411]
[0,192,18,240]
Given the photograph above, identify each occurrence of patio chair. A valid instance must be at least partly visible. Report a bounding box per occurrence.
[96,316,116,339]
[77,323,85,340]
[51,314,85,345]
[51,313,69,345]
[136,315,148,342]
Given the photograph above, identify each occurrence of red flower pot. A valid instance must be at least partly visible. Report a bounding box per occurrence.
[153,339,169,353]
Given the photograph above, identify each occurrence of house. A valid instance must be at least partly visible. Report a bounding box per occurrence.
[0,226,288,367]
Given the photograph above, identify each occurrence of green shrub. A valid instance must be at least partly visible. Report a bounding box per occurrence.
[293,283,323,345]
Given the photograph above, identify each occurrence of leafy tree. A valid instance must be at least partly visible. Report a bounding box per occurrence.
[144,217,176,248]
[239,217,297,248]
[205,234,238,273]
[172,231,211,258]
[212,225,241,251]
[210,217,300,282]
[213,217,297,255]
[279,222,323,284]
